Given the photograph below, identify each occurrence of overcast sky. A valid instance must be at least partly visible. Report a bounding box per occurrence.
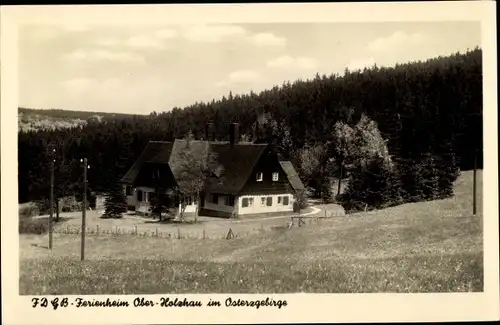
[19,22,480,115]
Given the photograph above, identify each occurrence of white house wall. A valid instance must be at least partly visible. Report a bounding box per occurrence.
[180,202,197,213]
[237,193,294,215]
[203,193,237,214]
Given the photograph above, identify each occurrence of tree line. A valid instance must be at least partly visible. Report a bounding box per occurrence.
[18,48,482,213]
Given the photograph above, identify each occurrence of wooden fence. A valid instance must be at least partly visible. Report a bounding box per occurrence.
[50,210,342,239]
[52,225,263,240]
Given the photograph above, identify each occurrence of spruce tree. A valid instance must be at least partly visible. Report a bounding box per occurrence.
[103,184,127,218]
[340,155,401,212]
[418,153,440,200]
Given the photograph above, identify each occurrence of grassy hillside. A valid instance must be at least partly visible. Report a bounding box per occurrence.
[19,170,483,294]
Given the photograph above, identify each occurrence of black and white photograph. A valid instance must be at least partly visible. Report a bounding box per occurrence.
[1,2,498,324]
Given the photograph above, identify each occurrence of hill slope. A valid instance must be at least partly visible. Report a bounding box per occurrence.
[18,107,140,132]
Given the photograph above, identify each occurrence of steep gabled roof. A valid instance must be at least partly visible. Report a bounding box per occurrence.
[205,143,268,195]
[279,161,305,193]
[120,141,173,184]
[120,140,298,196]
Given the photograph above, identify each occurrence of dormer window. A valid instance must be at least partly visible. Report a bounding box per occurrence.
[272,172,279,181]
[256,172,263,182]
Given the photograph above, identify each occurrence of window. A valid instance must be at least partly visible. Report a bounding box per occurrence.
[226,195,235,206]
[256,172,263,182]
[272,172,279,181]
[260,197,266,206]
[277,196,289,205]
[125,185,132,196]
[186,196,193,206]
[212,194,219,204]
[137,190,143,202]
[266,197,272,206]
[242,197,254,208]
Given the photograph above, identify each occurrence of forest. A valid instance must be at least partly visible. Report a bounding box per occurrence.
[18,48,483,212]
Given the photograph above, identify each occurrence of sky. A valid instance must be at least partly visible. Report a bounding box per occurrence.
[19,21,481,115]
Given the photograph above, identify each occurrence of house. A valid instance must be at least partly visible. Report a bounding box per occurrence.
[120,123,305,218]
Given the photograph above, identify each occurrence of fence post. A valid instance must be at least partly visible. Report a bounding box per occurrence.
[156,228,158,237]
[177,228,181,239]
[96,225,99,236]
[203,228,206,240]
[115,226,118,235]
[135,225,138,235]
[226,228,235,240]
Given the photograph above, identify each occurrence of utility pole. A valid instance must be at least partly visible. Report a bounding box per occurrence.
[49,150,55,250]
[473,149,477,216]
[81,158,88,261]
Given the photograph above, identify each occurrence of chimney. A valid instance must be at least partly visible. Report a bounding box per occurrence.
[205,123,215,141]
[229,123,239,145]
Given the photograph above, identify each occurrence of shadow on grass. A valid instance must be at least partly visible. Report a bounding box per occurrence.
[143,219,208,226]
[30,243,49,250]
[20,216,71,235]
[99,215,124,220]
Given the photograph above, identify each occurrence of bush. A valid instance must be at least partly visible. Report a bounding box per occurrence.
[34,199,52,216]
[19,202,40,219]
[19,217,48,234]
[320,178,334,203]
[294,190,309,211]
[60,196,81,213]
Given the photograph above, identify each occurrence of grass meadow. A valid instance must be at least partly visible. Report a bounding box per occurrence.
[19,170,483,294]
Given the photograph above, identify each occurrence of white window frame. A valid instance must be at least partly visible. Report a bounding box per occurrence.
[272,172,279,181]
[242,197,254,208]
[256,172,263,182]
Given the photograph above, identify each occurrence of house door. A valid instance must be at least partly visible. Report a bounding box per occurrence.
[200,194,205,207]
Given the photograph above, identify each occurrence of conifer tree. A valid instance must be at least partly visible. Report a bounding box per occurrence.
[103,183,127,218]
